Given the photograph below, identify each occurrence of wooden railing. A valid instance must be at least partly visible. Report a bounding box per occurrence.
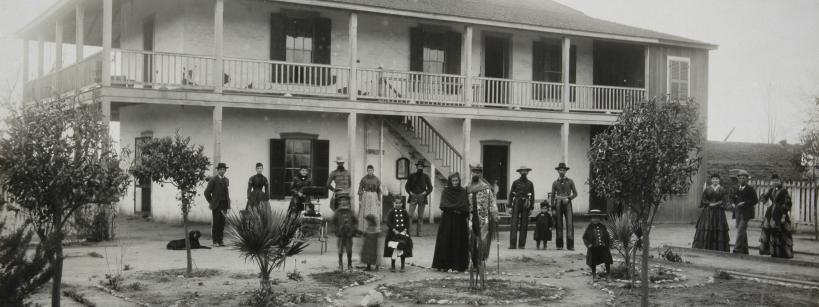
[357,68,465,106]
[57,51,103,94]
[472,77,564,110]
[223,58,349,98]
[401,115,463,176]
[749,179,817,227]
[570,84,647,112]
[110,49,217,89]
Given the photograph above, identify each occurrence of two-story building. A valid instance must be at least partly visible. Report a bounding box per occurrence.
[17,0,715,224]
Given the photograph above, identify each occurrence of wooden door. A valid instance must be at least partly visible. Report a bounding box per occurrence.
[483,36,511,105]
[482,144,509,200]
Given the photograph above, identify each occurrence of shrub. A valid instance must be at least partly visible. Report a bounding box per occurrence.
[0,220,55,306]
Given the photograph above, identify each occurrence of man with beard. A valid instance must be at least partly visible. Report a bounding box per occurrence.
[508,166,535,249]
[327,156,352,211]
[551,162,577,250]
[405,160,433,236]
[467,163,498,289]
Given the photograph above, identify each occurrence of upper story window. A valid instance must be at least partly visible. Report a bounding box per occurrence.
[667,56,690,100]
[271,12,331,65]
[410,27,461,75]
[532,39,576,83]
[285,18,314,64]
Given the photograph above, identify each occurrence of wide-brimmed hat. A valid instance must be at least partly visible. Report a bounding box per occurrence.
[216,162,229,170]
[516,165,532,172]
[588,209,606,216]
[736,169,750,177]
[415,160,426,167]
[555,162,570,171]
[335,156,345,163]
[470,163,484,171]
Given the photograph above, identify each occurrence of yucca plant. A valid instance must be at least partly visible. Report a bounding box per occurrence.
[226,205,307,289]
[605,211,639,285]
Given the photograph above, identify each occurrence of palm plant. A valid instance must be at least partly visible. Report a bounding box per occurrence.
[605,211,639,285]
[226,205,307,289]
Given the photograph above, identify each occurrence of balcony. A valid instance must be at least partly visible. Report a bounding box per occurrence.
[24,49,646,114]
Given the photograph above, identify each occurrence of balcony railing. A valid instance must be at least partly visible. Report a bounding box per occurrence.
[25,49,648,114]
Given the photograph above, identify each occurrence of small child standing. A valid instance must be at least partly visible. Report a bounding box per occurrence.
[533,200,553,250]
[360,214,381,271]
[384,195,413,272]
[583,209,612,281]
[332,200,359,271]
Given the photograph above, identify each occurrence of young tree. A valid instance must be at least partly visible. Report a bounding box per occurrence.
[129,133,210,275]
[588,98,703,307]
[0,98,131,307]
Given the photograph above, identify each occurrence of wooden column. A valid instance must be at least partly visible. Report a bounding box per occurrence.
[644,45,650,98]
[463,25,473,106]
[348,12,358,101]
[561,37,571,112]
[76,4,84,60]
[214,0,224,93]
[101,0,112,86]
[348,112,358,207]
[101,99,111,126]
[55,19,63,92]
[462,118,471,176]
[429,162,436,223]
[37,33,44,78]
[379,118,384,193]
[22,40,29,100]
[213,105,223,171]
[561,122,569,163]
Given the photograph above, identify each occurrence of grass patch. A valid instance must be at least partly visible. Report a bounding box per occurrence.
[135,268,220,282]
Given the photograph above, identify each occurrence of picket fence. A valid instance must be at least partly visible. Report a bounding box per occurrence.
[748,179,817,227]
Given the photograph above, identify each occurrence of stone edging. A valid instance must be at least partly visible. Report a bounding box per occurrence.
[323,270,381,307]
[93,284,151,307]
[379,276,566,305]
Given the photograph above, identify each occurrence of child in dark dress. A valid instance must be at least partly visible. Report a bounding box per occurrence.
[360,214,381,271]
[332,201,359,271]
[583,209,612,281]
[384,196,413,272]
[534,200,553,250]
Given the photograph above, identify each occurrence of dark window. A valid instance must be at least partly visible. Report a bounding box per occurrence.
[532,40,576,101]
[270,13,332,85]
[410,27,462,95]
[269,138,329,199]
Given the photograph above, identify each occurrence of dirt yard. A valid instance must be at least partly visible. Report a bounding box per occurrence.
[24,216,819,306]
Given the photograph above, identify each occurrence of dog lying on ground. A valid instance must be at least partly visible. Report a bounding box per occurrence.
[166,230,212,250]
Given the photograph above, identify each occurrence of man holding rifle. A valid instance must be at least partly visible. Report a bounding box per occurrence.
[551,162,578,250]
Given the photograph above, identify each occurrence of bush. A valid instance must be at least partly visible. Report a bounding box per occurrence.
[0,220,55,306]
[74,203,118,242]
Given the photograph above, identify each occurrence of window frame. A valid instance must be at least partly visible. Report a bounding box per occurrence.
[280,133,318,197]
[666,55,691,99]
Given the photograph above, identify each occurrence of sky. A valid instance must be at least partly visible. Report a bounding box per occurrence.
[0,0,817,144]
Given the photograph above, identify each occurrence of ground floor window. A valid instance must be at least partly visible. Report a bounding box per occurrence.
[270,135,329,199]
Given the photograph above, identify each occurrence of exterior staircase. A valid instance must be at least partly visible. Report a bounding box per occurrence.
[382,115,464,181]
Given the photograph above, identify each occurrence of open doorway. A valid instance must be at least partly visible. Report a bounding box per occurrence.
[135,136,152,214]
[481,142,510,200]
[482,35,511,105]
[142,16,155,87]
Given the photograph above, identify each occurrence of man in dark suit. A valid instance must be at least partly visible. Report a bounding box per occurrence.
[732,169,757,254]
[205,163,231,247]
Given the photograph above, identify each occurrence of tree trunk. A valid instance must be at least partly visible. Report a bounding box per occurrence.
[630,246,637,286]
[640,227,650,307]
[184,211,192,276]
[50,237,63,307]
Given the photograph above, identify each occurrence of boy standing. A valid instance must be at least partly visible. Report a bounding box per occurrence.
[332,200,359,271]
[533,200,553,250]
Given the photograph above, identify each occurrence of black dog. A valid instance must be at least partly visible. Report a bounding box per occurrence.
[166,230,211,250]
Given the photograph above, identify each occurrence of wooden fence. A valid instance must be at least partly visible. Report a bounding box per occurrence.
[748,179,817,227]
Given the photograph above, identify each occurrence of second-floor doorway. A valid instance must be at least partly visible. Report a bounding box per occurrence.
[483,35,511,105]
[142,16,154,87]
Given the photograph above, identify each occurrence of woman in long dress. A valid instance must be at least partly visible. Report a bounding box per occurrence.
[692,174,730,252]
[759,174,794,258]
[246,163,270,210]
[431,173,470,272]
[358,165,382,230]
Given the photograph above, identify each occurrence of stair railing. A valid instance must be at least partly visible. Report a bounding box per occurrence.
[401,116,463,176]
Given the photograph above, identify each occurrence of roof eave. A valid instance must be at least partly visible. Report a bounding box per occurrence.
[15,0,77,39]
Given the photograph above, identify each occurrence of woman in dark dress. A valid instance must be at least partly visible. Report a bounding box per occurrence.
[431,173,470,272]
[692,174,730,252]
[759,174,794,258]
[246,163,270,210]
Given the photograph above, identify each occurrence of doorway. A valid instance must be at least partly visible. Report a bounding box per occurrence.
[135,136,152,213]
[142,16,155,86]
[483,35,511,104]
[482,143,509,200]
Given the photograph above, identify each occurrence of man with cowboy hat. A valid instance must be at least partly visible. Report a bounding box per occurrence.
[551,162,578,250]
[508,165,535,249]
[205,162,231,247]
[405,159,433,236]
[326,156,352,211]
[731,169,758,254]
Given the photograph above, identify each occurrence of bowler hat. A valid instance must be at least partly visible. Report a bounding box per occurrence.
[736,169,750,177]
[516,165,532,172]
[216,162,228,169]
[470,163,484,171]
[555,162,570,171]
[588,209,606,216]
[415,160,426,167]
[335,156,346,163]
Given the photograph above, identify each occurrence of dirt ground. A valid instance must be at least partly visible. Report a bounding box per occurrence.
[25,216,819,306]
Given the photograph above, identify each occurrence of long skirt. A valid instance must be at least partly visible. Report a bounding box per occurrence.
[692,206,730,252]
[759,205,794,258]
[431,210,469,272]
[359,191,382,230]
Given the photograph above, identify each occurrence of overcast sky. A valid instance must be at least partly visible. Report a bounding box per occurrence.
[1,0,817,144]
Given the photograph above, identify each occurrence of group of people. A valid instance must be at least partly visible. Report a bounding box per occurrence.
[692,170,794,258]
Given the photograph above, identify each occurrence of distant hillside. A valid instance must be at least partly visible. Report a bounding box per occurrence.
[704,141,802,180]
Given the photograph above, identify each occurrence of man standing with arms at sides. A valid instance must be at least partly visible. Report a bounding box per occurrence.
[732,170,758,254]
[406,160,433,236]
[205,163,230,247]
[508,166,535,249]
[327,156,352,211]
[551,162,578,250]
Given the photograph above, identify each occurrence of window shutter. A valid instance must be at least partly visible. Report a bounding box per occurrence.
[409,27,424,72]
[313,17,331,64]
[668,59,690,99]
[269,139,286,199]
[312,139,330,199]
[532,41,545,82]
[445,31,462,75]
[270,13,286,61]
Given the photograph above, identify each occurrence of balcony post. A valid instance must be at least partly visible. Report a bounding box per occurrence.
[214,0,224,93]
[561,37,571,112]
[644,45,650,99]
[462,117,471,178]
[348,12,358,101]
[55,18,63,92]
[463,25,473,106]
[76,4,84,60]
[22,40,29,100]
[347,112,357,207]
[37,33,44,78]
[561,122,569,163]
[101,0,112,87]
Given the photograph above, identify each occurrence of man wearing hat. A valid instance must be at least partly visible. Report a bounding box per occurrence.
[205,162,231,247]
[405,159,433,236]
[508,165,535,249]
[326,156,352,210]
[466,163,498,289]
[732,169,758,254]
[551,162,578,250]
